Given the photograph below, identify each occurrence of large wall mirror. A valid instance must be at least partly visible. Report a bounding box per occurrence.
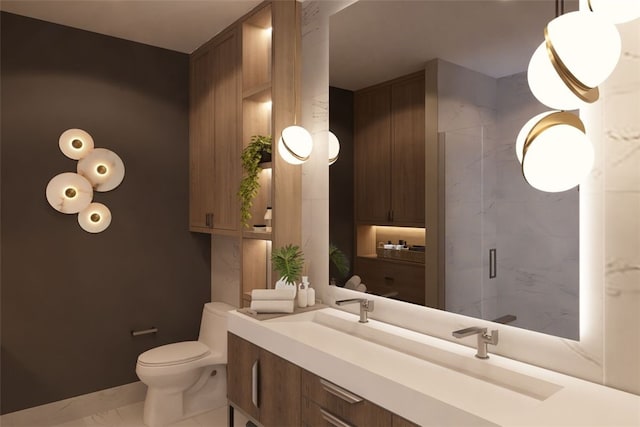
[328,0,580,340]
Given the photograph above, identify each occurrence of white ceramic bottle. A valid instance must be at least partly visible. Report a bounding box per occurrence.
[302,276,315,306]
[297,281,308,308]
[307,284,316,307]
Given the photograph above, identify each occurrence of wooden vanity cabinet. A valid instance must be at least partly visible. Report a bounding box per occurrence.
[228,332,418,427]
[227,333,301,426]
[354,71,425,227]
[301,370,419,427]
[189,27,241,233]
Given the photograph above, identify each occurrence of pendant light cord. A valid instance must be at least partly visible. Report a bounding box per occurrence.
[555,0,565,17]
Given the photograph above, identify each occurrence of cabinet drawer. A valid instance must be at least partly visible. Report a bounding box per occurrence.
[355,257,425,305]
[301,370,392,427]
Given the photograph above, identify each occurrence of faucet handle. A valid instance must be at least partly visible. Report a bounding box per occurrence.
[483,329,499,345]
[362,299,374,311]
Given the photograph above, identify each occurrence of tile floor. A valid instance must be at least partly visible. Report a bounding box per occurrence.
[51,402,250,427]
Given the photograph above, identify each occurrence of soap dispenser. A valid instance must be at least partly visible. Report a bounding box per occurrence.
[304,276,315,306]
[298,280,308,308]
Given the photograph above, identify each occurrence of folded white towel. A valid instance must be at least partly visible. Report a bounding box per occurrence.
[251,288,296,301]
[344,275,361,290]
[250,299,295,313]
[355,283,367,293]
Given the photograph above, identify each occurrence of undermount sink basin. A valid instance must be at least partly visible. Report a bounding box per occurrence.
[268,308,563,401]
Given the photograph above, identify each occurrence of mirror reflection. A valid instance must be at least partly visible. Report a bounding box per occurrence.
[329,0,579,340]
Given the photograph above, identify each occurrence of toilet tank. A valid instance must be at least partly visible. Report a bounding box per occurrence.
[198,302,235,361]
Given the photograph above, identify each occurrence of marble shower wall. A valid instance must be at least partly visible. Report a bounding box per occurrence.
[437,59,498,321]
[495,72,579,340]
[439,60,579,339]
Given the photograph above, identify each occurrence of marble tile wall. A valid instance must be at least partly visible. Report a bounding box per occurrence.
[211,235,241,307]
[598,18,640,394]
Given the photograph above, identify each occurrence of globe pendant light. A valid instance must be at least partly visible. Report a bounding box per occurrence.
[528,11,621,110]
[59,128,94,160]
[78,202,112,233]
[328,131,340,165]
[588,0,640,24]
[515,111,594,193]
[278,125,313,165]
[46,172,93,214]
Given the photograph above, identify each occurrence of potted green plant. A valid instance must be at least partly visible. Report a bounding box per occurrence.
[329,243,350,278]
[271,244,305,287]
[238,135,272,228]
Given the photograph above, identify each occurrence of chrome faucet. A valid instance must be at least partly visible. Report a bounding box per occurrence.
[452,327,499,359]
[335,298,374,323]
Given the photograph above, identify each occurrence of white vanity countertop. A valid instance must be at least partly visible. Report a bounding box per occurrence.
[228,308,640,426]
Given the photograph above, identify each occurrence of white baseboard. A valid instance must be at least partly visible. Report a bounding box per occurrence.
[0,381,147,427]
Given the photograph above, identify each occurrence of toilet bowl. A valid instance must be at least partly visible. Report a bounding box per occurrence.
[136,302,234,427]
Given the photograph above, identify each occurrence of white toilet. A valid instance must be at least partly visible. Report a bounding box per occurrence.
[136,302,234,427]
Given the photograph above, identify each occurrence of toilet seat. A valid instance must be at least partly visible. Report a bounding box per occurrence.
[138,341,210,367]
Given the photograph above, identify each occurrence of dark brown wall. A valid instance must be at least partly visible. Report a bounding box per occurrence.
[329,87,354,284]
[1,12,211,414]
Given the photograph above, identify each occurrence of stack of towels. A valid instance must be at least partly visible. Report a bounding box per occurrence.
[344,275,367,293]
[250,288,296,313]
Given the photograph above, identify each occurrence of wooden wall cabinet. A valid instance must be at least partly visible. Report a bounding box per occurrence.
[189,1,302,306]
[354,71,425,227]
[189,28,241,233]
[227,333,301,426]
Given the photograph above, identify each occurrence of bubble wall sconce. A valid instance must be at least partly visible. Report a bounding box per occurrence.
[46,129,124,233]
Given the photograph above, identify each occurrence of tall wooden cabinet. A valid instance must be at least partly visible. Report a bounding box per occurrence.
[189,1,302,306]
[354,71,425,227]
[189,28,241,233]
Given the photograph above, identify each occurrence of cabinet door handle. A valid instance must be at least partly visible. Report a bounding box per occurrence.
[205,213,212,227]
[320,408,355,427]
[319,379,363,404]
[251,360,259,408]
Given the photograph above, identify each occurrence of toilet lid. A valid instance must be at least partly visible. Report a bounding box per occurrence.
[138,341,210,366]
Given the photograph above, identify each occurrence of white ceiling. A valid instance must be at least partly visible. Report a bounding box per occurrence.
[330,0,578,91]
[0,0,262,53]
[0,0,577,88]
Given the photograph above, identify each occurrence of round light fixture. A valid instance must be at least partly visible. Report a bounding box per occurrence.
[588,0,640,24]
[277,125,312,165]
[78,202,112,233]
[328,131,340,165]
[46,172,93,213]
[77,148,125,191]
[527,11,621,110]
[59,128,95,160]
[516,111,594,193]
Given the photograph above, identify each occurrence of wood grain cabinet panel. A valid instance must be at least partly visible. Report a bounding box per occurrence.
[301,370,392,427]
[227,333,260,421]
[391,74,425,226]
[189,28,240,233]
[354,85,392,224]
[393,414,421,427]
[354,71,425,227]
[355,256,425,306]
[227,333,301,427]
